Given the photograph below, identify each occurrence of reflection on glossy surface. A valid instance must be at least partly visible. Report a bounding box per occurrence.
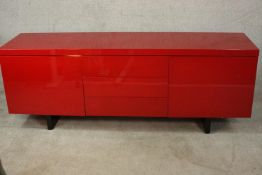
[85,77,168,97]
[85,56,168,78]
[83,56,169,116]
[1,56,85,116]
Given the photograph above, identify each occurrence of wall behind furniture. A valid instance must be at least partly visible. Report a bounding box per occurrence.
[0,0,261,111]
[0,0,261,46]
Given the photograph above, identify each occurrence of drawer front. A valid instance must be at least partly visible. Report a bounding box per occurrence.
[84,77,168,97]
[169,85,255,117]
[84,56,168,78]
[170,56,258,85]
[86,97,168,117]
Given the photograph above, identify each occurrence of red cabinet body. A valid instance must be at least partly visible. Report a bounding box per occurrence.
[0,33,259,123]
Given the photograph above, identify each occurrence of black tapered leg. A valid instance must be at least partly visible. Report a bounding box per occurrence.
[47,116,60,130]
[203,118,211,134]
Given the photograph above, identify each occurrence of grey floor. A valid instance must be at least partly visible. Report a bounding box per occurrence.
[0,85,262,175]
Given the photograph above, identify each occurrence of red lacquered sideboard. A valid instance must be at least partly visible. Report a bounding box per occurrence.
[0,32,259,133]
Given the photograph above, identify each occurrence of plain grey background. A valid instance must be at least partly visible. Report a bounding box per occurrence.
[0,1,262,175]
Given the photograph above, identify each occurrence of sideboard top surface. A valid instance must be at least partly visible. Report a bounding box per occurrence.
[0,32,259,56]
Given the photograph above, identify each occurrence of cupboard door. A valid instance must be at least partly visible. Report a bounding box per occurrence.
[1,56,85,116]
[169,56,258,117]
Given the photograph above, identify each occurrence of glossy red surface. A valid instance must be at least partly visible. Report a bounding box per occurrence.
[0,32,259,56]
[169,56,258,117]
[0,32,259,118]
[84,77,168,97]
[0,56,85,116]
[169,57,258,85]
[85,56,168,78]
[82,55,169,116]
[85,97,168,117]
[169,86,254,117]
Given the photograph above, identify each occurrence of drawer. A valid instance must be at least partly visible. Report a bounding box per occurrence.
[169,56,258,85]
[84,56,168,78]
[84,77,168,97]
[86,97,168,117]
[169,85,254,117]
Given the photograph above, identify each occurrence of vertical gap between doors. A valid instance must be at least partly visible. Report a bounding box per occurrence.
[167,56,170,117]
[80,56,87,116]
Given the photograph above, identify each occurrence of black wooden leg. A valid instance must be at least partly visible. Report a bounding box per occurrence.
[47,116,60,130]
[203,118,211,134]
